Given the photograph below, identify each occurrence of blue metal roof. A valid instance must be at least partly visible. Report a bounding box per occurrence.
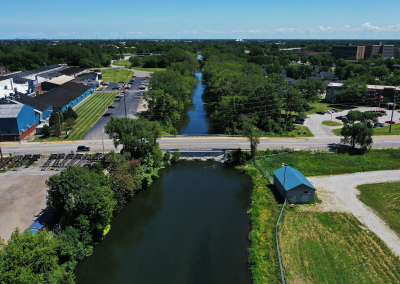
[274,166,316,191]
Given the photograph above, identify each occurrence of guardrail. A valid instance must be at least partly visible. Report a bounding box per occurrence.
[276,199,287,284]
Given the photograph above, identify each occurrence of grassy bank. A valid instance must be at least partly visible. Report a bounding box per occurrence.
[358,181,400,236]
[113,60,131,67]
[102,69,134,82]
[238,165,281,284]
[321,120,342,126]
[258,149,400,176]
[33,92,116,141]
[280,210,400,283]
[286,125,314,137]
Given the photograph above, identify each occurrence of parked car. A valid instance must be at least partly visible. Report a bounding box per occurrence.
[139,86,146,90]
[102,81,110,85]
[294,120,304,125]
[331,109,338,113]
[132,75,137,78]
[108,105,116,108]
[336,115,344,120]
[317,111,325,114]
[385,121,396,124]
[379,110,387,114]
[114,99,121,102]
[77,146,90,152]
[325,110,331,114]
[375,113,383,117]
[115,95,122,98]
[102,113,113,117]
[377,123,385,127]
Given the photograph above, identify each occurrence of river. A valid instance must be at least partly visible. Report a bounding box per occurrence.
[174,72,220,135]
[74,161,253,284]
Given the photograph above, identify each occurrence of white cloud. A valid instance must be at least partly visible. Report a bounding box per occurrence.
[362,22,380,31]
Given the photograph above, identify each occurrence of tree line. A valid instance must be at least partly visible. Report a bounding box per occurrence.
[0,117,180,283]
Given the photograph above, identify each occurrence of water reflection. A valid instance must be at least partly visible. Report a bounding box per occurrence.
[75,161,253,284]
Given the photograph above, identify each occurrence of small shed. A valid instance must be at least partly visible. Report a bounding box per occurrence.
[273,166,316,203]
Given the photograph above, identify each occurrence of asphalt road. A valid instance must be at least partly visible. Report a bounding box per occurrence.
[81,71,149,140]
[2,136,400,156]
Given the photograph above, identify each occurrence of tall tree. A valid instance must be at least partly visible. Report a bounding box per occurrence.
[240,115,260,158]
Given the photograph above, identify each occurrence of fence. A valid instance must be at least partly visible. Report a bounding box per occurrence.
[276,199,287,284]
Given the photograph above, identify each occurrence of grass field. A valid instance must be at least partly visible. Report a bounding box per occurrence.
[280,211,400,283]
[113,60,131,67]
[33,92,116,142]
[332,124,400,136]
[258,149,400,176]
[321,120,342,126]
[131,67,166,72]
[304,102,350,115]
[286,125,314,137]
[102,69,134,82]
[358,181,400,236]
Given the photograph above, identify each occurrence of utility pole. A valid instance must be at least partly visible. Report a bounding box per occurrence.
[279,70,286,136]
[0,145,5,171]
[57,112,63,141]
[389,84,397,134]
[124,92,127,120]
[102,128,105,155]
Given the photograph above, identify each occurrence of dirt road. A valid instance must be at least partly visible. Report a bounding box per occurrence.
[304,170,400,257]
[0,162,55,242]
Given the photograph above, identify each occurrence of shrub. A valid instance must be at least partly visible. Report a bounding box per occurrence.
[171,151,181,163]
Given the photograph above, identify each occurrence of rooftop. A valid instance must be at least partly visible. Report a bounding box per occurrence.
[0,104,24,118]
[274,166,316,191]
[46,75,74,85]
[59,67,85,76]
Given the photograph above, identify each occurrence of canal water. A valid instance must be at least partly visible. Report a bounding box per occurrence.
[174,72,220,135]
[74,161,253,284]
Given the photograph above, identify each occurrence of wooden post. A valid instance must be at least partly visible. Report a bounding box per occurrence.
[0,145,5,171]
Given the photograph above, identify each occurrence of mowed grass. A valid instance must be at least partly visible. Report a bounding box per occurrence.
[358,181,400,236]
[102,69,134,82]
[304,102,350,115]
[286,125,314,137]
[280,211,400,284]
[321,120,342,126]
[34,92,115,141]
[258,149,400,176]
[131,67,166,72]
[113,60,131,67]
[332,124,400,136]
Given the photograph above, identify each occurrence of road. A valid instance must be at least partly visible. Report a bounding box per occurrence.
[81,69,151,140]
[305,107,400,137]
[1,136,400,156]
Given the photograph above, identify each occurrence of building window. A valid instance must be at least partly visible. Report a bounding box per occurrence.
[304,191,309,194]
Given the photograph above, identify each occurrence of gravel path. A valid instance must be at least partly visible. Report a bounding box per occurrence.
[303,170,400,257]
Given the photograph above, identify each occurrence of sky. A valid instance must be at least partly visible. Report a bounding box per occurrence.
[2,0,400,39]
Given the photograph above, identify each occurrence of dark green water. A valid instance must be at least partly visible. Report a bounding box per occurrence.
[74,161,253,284]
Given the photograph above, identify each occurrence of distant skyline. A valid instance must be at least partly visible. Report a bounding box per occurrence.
[2,0,400,40]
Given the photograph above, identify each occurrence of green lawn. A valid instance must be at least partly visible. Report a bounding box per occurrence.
[286,125,314,137]
[258,149,400,177]
[33,92,116,141]
[281,211,400,284]
[321,120,342,126]
[102,69,134,82]
[304,102,350,115]
[131,67,166,72]
[358,182,400,236]
[113,60,131,67]
[332,124,400,136]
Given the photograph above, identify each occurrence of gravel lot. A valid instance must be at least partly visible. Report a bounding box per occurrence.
[0,160,55,242]
[302,170,400,257]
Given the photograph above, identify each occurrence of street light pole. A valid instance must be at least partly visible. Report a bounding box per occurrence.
[389,83,397,134]
[279,70,286,136]
[124,91,127,120]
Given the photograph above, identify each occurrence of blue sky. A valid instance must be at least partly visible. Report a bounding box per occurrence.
[2,0,400,39]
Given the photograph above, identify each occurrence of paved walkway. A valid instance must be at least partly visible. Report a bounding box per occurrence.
[305,107,400,137]
[305,170,400,257]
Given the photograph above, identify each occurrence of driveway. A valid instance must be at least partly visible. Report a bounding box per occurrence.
[304,170,400,257]
[305,107,400,137]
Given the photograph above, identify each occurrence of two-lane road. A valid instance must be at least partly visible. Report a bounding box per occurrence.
[1,136,400,156]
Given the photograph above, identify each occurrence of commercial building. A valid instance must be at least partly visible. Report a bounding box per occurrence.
[364,43,394,60]
[41,75,75,92]
[0,104,37,141]
[326,82,400,104]
[273,166,316,203]
[332,44,365,60]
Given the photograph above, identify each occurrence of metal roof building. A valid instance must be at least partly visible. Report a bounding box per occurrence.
[0,104,37,141]
[273,166,316,203]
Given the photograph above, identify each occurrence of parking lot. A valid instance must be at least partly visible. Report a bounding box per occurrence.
[304,107,400,137]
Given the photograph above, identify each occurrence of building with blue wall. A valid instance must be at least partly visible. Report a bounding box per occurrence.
[0,104,37,141]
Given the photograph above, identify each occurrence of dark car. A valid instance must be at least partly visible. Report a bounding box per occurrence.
[379,110,387,114]
[294,120,304,125]
[112,85,120,89]
[375,113,383,117]
[331,109,339,113]
[336,115,344,120]
[114,99,121,102]
[102,113,113,117]
[316,111,325,114]
[108,105,116,108]
[377,123,385,127]
[77,146,90,152]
